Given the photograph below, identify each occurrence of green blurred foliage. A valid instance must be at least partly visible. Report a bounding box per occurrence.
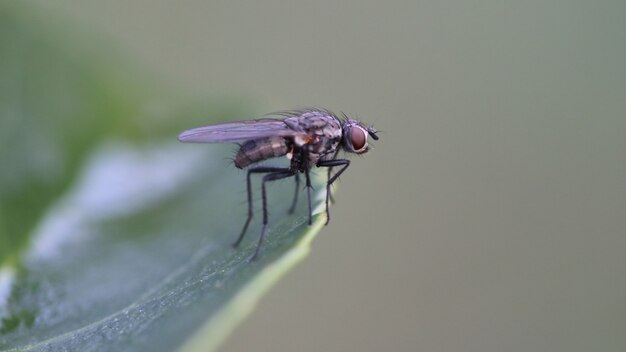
[0,3,325,351]
[0,2,245,263]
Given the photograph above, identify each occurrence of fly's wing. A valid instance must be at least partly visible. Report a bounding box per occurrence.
[177,118,305,143]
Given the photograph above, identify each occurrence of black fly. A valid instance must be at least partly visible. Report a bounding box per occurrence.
[178,108,379,260]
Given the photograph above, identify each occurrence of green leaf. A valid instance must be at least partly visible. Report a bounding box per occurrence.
[0,3,326,351]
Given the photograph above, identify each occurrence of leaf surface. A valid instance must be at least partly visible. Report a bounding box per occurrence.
[0,4,326,351]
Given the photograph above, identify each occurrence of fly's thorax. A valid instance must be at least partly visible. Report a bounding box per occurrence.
[298,132,342,168]
[234,136,290,169]
[306,135,341,165]
[283,110,341,134]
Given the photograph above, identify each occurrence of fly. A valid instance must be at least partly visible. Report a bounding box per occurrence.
[178,108,379,260]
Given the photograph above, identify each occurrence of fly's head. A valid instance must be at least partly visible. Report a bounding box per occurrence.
[341,119,379,154]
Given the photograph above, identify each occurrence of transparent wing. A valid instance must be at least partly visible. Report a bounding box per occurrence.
[177,118,304,143]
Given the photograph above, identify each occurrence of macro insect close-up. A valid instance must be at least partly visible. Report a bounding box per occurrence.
[5,2,623,351]
[178,108,379,260]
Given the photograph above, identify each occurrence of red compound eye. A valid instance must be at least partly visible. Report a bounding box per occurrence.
[350,126,367,151]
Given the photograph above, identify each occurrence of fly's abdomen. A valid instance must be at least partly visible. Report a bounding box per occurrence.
[234,137,290,169]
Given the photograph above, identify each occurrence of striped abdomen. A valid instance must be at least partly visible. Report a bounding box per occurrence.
[234,136,290,169]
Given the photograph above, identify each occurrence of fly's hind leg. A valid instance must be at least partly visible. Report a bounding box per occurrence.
[232,166,291,249]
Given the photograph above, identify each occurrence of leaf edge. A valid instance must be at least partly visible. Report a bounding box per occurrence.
[178,186,328,352]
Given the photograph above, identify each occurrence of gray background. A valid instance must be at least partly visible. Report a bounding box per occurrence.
[43,1,626,351]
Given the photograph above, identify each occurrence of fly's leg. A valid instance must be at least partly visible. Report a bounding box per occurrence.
[322,149,339,204]
[326,165,336,204]
[232,166,291,249]
[287,172,300,214]
[316,159,350,225]
[250,170,295,261]
[304,167,313,225]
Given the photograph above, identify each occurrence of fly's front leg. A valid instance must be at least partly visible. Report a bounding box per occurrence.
[326,167,335,204]
[250,170,295,261]
[232,166,290,249]
[324,149,339,204]
[316,159,350,225]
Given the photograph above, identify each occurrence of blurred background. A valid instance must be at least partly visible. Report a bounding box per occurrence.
[12,0,626,351]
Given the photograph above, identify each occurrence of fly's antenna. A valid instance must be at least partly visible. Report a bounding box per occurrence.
[367,126,379,140]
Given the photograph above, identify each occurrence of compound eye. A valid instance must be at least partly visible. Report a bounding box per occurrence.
[350,126,367,152]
